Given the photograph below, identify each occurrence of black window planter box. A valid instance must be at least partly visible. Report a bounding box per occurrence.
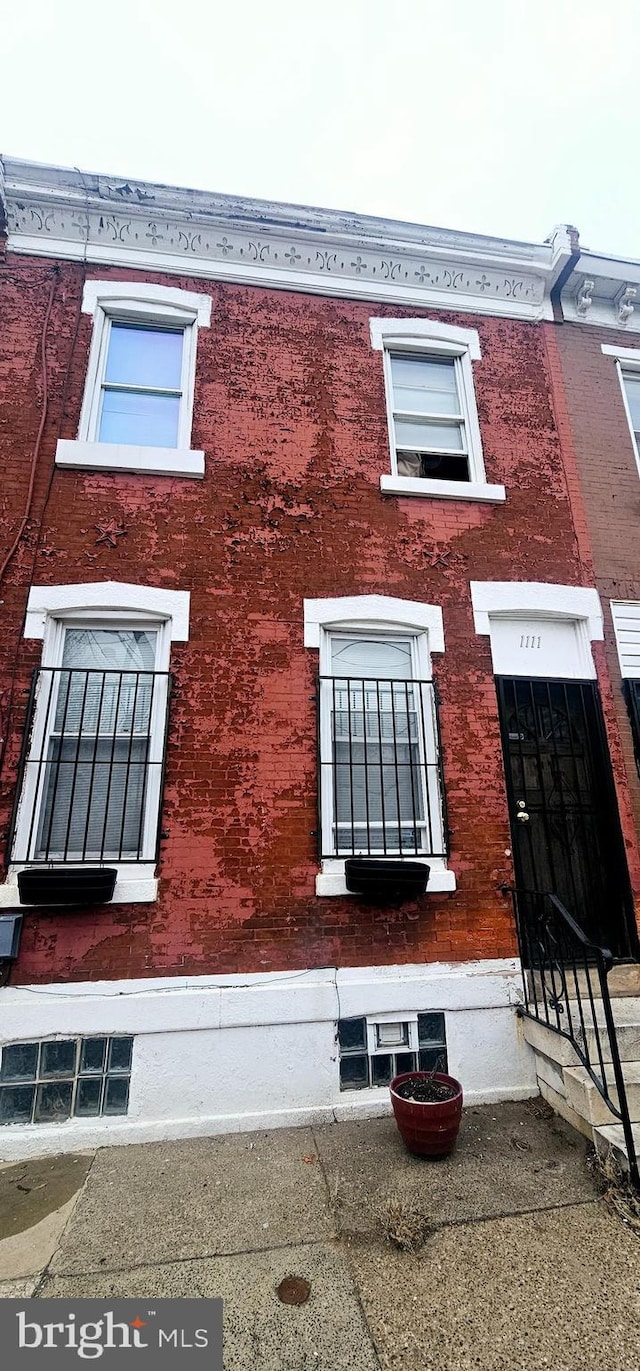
[344,858,430,902]
[17,868,118,907]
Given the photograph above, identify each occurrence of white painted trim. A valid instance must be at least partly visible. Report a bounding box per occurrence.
[24,583,190,641]
[370,316,481,358]
[0,866,158,908]
[0,957,536,1159]
[303,595,445,652]
[380,475,506,502]
[611,601,640,679]
[55,439,204,479]
[602,343,640,364]
[605,359,640,482]
[470,582,603,640]
[82,279,212,326]
[7,238,552,320]
[316,858,456,896]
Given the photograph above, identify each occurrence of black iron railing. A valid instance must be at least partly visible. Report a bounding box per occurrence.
[512,887,639,1188]
[8,668,171,864]
[318,675,447,859]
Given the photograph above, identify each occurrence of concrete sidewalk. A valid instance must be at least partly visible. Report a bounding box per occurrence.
[1,1099,639,1370]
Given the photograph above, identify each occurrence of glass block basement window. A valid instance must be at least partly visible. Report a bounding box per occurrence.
[0,1037,133,1125]
[338,1013,447,1091]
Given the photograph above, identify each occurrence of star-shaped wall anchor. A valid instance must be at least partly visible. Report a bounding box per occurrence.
[95,519,127,548]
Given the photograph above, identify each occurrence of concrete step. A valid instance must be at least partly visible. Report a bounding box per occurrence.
[527,964,640,1003]
[594,1120,640,1177]
[563,1062,640,1128]
[537,1078,594,1141]
[521,1002,640,1064]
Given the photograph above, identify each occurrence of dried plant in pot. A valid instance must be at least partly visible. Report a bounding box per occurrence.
[390,1065,463,1158]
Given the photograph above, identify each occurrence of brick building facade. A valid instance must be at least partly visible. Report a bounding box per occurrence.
[1,159,639,1156]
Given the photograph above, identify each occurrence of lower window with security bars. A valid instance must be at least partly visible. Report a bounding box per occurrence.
[338,1012,447,1090]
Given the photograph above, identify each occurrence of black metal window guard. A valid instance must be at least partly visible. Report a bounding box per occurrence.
[512,887,639,1189]
[8,668,171,865]
[318,675,447,859]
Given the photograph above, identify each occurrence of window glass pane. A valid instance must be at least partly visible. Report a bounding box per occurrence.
[418,1012,446,1046]
[0,1085,35,1123]
[339,1056,369,1089]
[395,418,464,451]
[338,1018,367,1052]
[41,1041,77,1078]
[419,1047,448,1072]
[391,356,459,416]
[35,1081,73,1122]
[330,637,413,679]
[61,630,156,673]
[80,1039,107,1075]
[623,374,640,435]
[99,390,180,448]
[75,1078,103,1116]
[395,1052,416,1075]
[108,1038,133,1073]
[103,1077,130,1114]
[1,1042,39,1082]
[36,738,149,861]
[105,325,183,390]
[371,1055,394,1086]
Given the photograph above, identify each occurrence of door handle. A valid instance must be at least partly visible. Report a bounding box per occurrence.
[516,800,530,823]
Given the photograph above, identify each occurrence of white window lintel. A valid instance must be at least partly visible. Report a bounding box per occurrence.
[470,581,603,640]
[601,342,640,366]
[303,595,445,652]
[82,279,212,327]
[24,582,190,642]
[370,316,481,360]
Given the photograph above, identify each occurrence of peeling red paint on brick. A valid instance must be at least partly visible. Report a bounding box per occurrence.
[0,254,628,984]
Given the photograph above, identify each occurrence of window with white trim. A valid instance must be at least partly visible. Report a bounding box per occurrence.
[304,595,454,897]
[55,281,212,478]
[319,632,446,861]
[370,317,505,503]
[10,622,170,868]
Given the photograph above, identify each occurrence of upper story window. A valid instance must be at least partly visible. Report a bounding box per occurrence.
[370,317,506,504]
[98,322,185,448]
[620,371,640,455]
[389,352,469,483]
[602,344,640,481]
[1,582,190,909]
[55,281,212,479]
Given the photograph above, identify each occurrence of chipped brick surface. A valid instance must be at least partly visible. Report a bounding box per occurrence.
[0,255,617,983]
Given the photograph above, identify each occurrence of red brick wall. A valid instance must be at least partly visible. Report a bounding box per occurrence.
[547,321,640,894]
[0,254,603,983]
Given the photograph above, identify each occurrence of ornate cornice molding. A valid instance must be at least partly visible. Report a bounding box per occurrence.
[2,157,556,321]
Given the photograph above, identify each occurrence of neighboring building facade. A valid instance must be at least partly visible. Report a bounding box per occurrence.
[0,157,639,1157]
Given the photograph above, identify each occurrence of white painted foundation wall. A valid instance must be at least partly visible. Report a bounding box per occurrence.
[0,958,538,1159]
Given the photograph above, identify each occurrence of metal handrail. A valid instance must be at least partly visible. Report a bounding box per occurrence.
[511,887,639,1189]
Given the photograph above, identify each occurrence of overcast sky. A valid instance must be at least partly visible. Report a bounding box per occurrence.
[4,0,639,258]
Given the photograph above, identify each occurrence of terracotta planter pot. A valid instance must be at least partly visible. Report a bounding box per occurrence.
[390,1071,463,1157]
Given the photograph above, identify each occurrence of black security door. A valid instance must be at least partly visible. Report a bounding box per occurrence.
[496,677,634,958]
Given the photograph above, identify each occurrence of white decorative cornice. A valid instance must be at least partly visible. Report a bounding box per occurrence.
[4,158,640,331]
[2,156,556,321]
[561,250,640,332]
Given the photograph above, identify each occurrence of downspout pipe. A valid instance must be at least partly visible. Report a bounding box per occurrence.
[549,224,581,323]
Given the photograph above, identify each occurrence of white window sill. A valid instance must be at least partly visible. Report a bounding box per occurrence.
[55,439,205,479]
[316,859,456,897]
[0,865,158,908]
[380,474,506,502]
